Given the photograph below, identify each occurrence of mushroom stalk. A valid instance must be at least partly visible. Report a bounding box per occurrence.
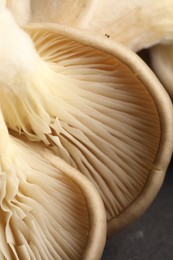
[0,7,62,145]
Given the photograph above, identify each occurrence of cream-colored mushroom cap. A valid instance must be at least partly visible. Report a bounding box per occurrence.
[30,0,97,28]
[78,0,173,51]
[16,0,173,52]
[4,0,30,25]
[0,111,106,259]
[0,8,172,236]
[5,0,98,27]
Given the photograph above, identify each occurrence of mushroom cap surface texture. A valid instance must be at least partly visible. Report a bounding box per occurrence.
[25,0,173,52]
[30,0,97,28]
[0,113,106,260]
[2,23,172,236]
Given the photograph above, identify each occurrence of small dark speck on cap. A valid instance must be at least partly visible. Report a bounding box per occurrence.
[105,34,110,38]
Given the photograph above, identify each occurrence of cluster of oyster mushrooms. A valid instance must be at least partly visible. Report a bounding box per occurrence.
[0,1,173,259]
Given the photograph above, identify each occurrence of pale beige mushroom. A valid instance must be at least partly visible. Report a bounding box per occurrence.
[0,111,106,259]
[77,0,173,51]
[20,0,173,52]
[0,8,172,236]
[30,0,97,28]
[5,0,98,27]
[4,0,31,25]
[150,43,173,98]
[6,1,173,99]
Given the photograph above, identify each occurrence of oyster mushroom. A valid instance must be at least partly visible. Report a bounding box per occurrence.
[5,0,98,27]
[0,8,172,236]
[4,0,30,26]
[0,111,106,259]
[20,0,173,52]
[150,43,173,98]
[78,0,173,51]
[30,0,97,28]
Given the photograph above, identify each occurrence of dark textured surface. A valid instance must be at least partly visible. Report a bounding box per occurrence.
[102,156,173,260]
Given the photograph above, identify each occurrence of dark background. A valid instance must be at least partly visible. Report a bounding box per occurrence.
[102,156,173,260]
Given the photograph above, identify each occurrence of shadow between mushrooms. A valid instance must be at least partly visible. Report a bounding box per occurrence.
[150,43,173,99]
[0,9,172,236]
[0,111,106,259]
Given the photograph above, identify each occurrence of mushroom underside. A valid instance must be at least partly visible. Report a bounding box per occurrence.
[0,130,106,259]
[1,26,162,228]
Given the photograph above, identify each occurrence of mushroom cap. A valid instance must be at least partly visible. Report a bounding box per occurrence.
[25,0,173,52]
[1,23,173,236]
[27,24,173,235]
[79,0,173,51]
[30,0,97,28]
[0,118,106,259]
[5,0,31,26]
[150,43,173,98]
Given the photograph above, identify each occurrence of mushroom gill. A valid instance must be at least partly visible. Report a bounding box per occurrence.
[0,8,172,236]
[26,26,173,234]
[0,111,106,259]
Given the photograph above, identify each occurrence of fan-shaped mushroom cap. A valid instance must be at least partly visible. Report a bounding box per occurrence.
[30,0,97,28]
[150,43,173,99]
[0,111,106,259]
[1,19,172,236]
[79,0,173,51]
[21,0,173,52]
[5,0,98,27]
[4,0,30,26]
